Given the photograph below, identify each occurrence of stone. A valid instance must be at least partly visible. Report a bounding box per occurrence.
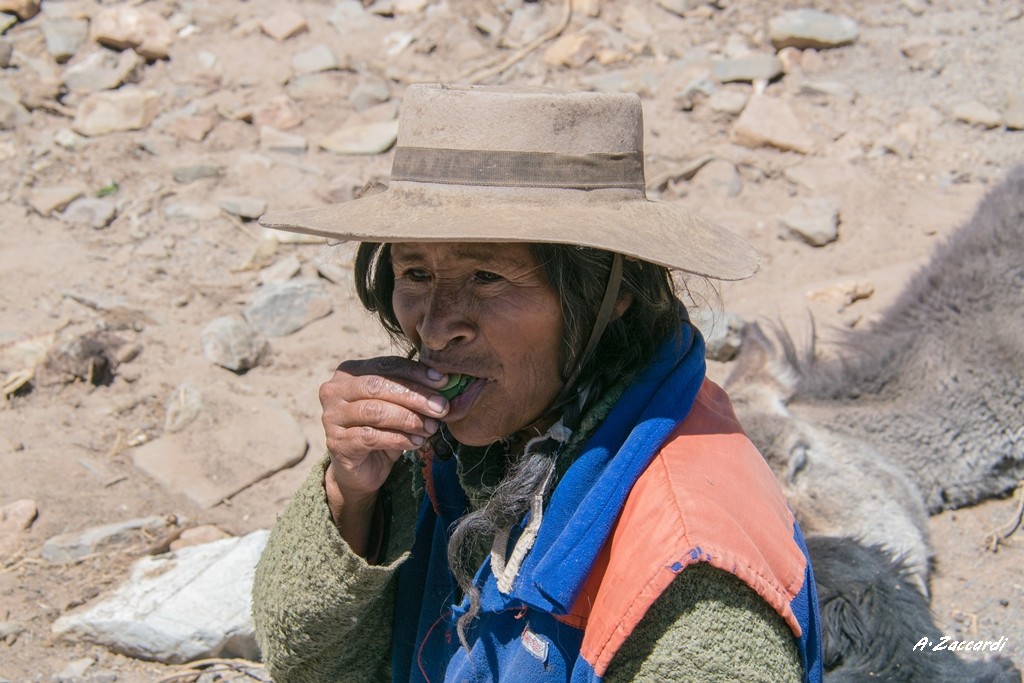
[131,387,306,507]
[165,202,220,221]
[395,0,429,12]
[691,310,743,362]
[51,530,269,663]
[328,0,372,33]
[0,82,27,129]
[72,87,161,136]
[656,0,703,17]
[690,159,742,197]
[316,261,350,284]
[164,382,203,434]
[807,280,875,312]
[901,36,941,65]
[1005,96,1024,131]
[42,17,88,63]
[42,516,174,563]
[292,44,341,76]
[349,78,392,112]
[543,30,597,68]
[28,184,86,217]
[572,0,602,17]
[712,54,783,83]
[201,316,268,373]
[259,125,308,154]
[0,498,37,531]
[260,10,307,41]
[56,657,94,681]
[252,95,303,130]
[0,13,16,33]
[731,94,814,154]
[708,89,748,115]
[91,6,174,60]
[952,100,1003,129]
[219,196,266,220]
[243,279,333,337]
[258,254,302,285]
[63,48,142,94]
[0,0,37,20]
[779,197,840,246]
[168,114,216,142]
[321,119,399,155]
[62,197,117,229]
[769,9,859,50]
[169,525,231,551]
[0,39,12,67]
[173,164,223,184]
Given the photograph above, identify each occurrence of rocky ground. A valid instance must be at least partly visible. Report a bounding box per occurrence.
[1,0,1022,681]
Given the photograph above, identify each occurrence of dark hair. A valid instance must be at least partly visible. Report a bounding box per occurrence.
[354,241,684,395]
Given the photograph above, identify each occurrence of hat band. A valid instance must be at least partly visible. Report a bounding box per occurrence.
[391,146,646,190]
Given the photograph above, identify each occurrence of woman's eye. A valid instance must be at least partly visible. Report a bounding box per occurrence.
[473,271,504,284]
[403,268,430,282]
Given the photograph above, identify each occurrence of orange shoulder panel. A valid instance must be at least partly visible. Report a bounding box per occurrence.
[569,379,807,676]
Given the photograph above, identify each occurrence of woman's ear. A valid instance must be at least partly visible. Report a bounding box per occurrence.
[612,292,633,321]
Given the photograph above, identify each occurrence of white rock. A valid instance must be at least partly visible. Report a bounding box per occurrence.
[63,48,143,94]
[779,197,840,246]
[28,184,86,216]
[259,125,308,154]
[260,10,307,41]
[0,498,37,531]
[543,31,597,68]
[91,6,175,59]
[731,94,814,153]
[291,44,341,76]
[62,197,117,229]
[252,95,303,130]
[201,316,268,373]
[258,254,302,285]
[72,87,160,136]
[321,119,399,155]
[952,100,1003,129]
[52,531,269,663]
[769,9,859,50]
[219,195,267,220]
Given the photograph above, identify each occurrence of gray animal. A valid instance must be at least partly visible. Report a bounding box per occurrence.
[730,165,1024,515]
[810,536,1020,683]
[725,166,1024,680]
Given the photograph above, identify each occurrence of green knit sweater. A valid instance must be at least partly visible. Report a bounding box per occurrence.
[253,396,802,683]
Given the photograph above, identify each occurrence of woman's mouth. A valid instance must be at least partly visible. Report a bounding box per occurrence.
[445,376,486,420]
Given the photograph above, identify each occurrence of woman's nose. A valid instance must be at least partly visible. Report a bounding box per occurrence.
[416,289,474,352]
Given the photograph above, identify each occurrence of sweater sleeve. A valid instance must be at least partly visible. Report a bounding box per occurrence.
[603,563,803,683]
[252,454,419,683]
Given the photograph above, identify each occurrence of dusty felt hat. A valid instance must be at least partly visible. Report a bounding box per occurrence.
[259,83,759,280]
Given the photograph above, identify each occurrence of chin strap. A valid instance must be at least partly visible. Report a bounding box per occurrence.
[554,252,624,408]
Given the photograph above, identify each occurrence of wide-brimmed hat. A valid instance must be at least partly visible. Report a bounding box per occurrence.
[259,83,759,280]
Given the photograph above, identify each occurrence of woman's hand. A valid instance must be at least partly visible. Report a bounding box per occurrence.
[319,356,448,556]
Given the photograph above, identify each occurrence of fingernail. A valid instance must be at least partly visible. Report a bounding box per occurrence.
[410,434,425,446]
[427,395,447,412]
[424,418,439,434]
[427,368,444,381]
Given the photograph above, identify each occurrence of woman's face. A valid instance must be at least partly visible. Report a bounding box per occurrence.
[390,242,565,446]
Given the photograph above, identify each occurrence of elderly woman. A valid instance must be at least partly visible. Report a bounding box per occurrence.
[253,84,822,683]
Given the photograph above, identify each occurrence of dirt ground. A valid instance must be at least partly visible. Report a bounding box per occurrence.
[1,0,1022,680]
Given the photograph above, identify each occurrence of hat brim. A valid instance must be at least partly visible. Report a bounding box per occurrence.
[259,183,760,281]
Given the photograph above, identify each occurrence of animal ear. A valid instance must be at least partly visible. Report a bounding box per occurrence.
[724,322,775,387]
